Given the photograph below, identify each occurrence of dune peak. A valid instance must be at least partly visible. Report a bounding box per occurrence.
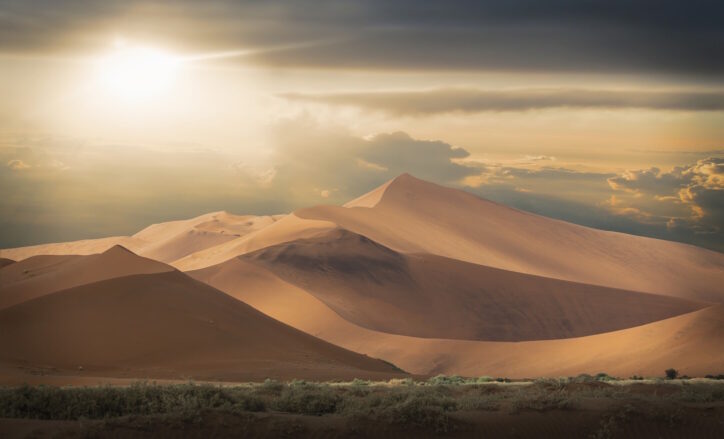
[102,244,137,256]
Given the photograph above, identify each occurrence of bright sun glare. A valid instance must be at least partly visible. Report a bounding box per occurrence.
[95,44,180,102]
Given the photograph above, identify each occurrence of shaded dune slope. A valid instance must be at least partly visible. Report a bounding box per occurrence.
[191,259,724,377]
[0,268,405,381]
[241,229,706,341]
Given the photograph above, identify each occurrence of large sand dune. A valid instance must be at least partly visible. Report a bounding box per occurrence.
[241,229,706,341]
[0,252,405,382]
[297,174,724,302]
[191,258,724,377]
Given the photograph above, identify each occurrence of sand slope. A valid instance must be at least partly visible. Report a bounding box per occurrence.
[173,214,338,270]
[241,229,705,341]
[0,246,172,310]
[0,212,284,265]
[132,211,281,263]
[295,174,724,302]
[191,259,724,377]
[0,236,146,262]
[0,269,405,382]
[0,258,14,269]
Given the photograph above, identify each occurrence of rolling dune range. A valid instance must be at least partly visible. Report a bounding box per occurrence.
[1,174,723,382]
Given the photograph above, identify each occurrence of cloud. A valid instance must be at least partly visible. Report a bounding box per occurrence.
[281,88,724,115]
[523,155,555,162]
[6,159,30,170]
[240,119,477,204]
[1,1,722,77]
[1,129,721,252]
[607,157,724,235]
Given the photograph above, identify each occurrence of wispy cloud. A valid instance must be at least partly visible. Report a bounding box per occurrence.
[6,159,30,170]
[281,88,724,115]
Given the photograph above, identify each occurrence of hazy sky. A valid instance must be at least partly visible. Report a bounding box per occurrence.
[1,0,723,251]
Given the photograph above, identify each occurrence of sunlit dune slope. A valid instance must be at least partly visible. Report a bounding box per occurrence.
[0,245,172,310]
[0,236,146,261]
[191,259,724,377]
[172,214,338,270]
[132,211,281,262]
[0,212,284,265]
[0,256,405,382]
[241,228,706,341]
[296,174,724,302]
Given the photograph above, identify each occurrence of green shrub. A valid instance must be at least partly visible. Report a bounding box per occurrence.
[426,375,465,386]
[595,373,617,382]
[271,384,340,415]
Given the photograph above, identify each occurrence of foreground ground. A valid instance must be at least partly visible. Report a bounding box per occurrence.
[1,376,723,438]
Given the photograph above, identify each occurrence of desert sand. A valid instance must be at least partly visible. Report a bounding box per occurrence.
[191,258,724,377]
[0,246,172,310]
[241,228,706,341]
[0,249,405,381]
[295,174,724,302]
[2,173,723,381]
[0,211,284,265]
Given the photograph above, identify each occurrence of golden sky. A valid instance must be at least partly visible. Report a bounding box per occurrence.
[1,1,722,251]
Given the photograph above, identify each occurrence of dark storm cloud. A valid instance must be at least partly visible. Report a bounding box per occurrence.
[282,89,724,115]
[1,0,723,77]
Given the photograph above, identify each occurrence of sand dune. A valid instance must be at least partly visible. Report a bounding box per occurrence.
[0,236,146,262]
[242,229,705,341]
[0,246,172,310]
[173,214,338,270]
[2,173,722,379]
[191,259,724,377]
[296,174,724,302]
[132,211,282,263]
[0,258,14,269]
[0,262,405,382]
[0,212,284,265]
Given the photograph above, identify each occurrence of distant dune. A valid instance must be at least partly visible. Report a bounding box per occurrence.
[173,214,338,271]
[2,173,723,381]
[0,212,285,265]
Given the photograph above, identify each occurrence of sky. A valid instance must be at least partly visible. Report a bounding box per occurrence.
[1,0,723,251]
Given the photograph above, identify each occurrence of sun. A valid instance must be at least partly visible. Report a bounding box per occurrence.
[95,44,180,102]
